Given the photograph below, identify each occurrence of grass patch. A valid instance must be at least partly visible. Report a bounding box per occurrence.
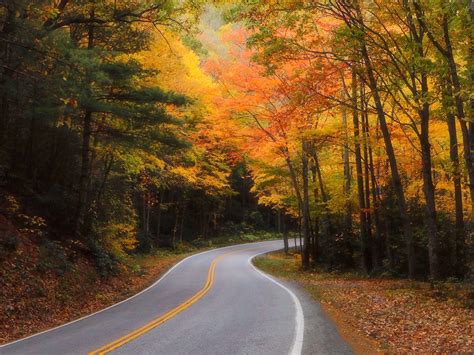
[253,250,300,277]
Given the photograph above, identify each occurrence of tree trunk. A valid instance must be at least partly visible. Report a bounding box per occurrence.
[294,220,299,252]
[156,189,163,244]
[311,173,320,265]
[411,6,440,279]
[361,92,383,270]
[96,154,113,207]
[172,193,181,250]
[419,102,439,280]
[312,148,332,235]
[365,115,384,270]
[426,10,474,211]
[342,92,352,238]
[301,139,311,270]
[352,70,372,274]
[444,82,466,276]
[146,192,151,234]
[282,213,289,254]
[277,209,282,234]
[297,209,303,254]
[283,149,305,255]
[354,8,415,277]
[284,152,304,215]
[142,191,149,235]
[446,49,474,215]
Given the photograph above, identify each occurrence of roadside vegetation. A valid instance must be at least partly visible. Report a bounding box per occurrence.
[254,251,473,354]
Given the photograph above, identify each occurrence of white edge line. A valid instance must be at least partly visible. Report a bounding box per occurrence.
[1,240,278,348]
[248,250,305,355]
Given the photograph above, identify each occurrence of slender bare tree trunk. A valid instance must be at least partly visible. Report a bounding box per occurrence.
[156,189,163,244]
[144,192,150,235]
[408,4,440,279]
[310,158,320,265]
[342,91,352,238]
[360,90,383,270]
[301,140,311,270]
[443,82,466,276]
[419,102,439,279]
[294,224,298,252]
[283,148,305,256]
[417,4,474,211]
[441,21,474,211]
[277,209,281,234]
[172,193,181,250]
[365,116,383,270]
[312,148,332,237]
[282,212,289,254]
[352,2,415,277]
[352,70,372,273]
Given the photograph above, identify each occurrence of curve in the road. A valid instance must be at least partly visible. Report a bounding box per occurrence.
[248,251,304,355]
[1,245,222,350]
[90,246,268,354]
[1,240,350,355]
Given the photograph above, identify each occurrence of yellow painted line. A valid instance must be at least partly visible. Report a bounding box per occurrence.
[89,247,260,355]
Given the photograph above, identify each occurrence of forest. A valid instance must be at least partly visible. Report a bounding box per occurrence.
[0,0,473,288]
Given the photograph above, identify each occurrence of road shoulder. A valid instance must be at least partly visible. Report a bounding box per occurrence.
[253,251,473,354]
[253,252,380,354]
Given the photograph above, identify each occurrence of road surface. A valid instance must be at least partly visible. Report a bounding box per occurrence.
[1,240,351,355]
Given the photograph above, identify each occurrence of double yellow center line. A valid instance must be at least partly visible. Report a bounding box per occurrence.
[89,247,259,355]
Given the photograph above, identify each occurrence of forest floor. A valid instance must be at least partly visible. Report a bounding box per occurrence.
[0,212,278,344]
[254,251,474,354]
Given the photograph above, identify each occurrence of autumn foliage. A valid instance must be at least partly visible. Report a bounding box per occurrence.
[205,1,474,281]
[0,0,473,351]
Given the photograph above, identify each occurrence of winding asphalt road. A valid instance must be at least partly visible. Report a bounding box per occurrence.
[1,240,351,355]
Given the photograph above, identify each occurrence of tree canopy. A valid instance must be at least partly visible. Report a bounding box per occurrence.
[0,0,473,280]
